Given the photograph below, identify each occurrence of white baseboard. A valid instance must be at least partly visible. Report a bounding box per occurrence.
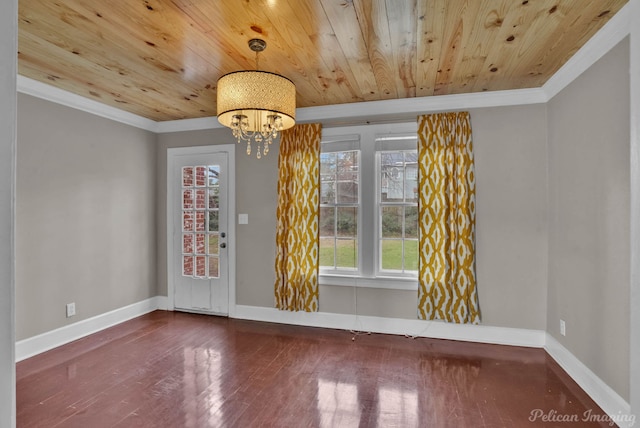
[233,305,546,348]
[15,297,164,362]
[544,334,634,428]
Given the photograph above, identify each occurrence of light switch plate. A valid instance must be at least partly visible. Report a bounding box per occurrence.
[238,213,248,224]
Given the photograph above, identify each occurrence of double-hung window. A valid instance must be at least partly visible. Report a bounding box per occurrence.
[319,122,418,290]
[320,136,360,272]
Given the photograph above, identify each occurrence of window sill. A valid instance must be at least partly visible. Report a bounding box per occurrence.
[319,274,418,291]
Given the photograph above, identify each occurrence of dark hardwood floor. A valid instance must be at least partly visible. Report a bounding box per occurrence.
[17,311,615,427]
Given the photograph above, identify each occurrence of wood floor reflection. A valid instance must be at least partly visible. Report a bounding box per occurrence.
[17,311,615,427]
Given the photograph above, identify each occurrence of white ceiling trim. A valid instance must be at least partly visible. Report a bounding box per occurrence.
[154,116,223,133]
[296,88,547,128]
[16,3,632,133]
[17,75,157,131]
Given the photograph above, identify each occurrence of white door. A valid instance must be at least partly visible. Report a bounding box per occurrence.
[168,146,234,315]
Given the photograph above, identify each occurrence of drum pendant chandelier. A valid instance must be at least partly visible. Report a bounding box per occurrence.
[216,39,296,159]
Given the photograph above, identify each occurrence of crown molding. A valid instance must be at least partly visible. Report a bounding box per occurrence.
[542,2,631,101]
[17,3,632,133]
[296,88,546,127]
[154,116,223,133]
[17,75,157,132]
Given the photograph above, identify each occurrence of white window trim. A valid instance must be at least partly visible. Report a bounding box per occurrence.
[319,122,419,290]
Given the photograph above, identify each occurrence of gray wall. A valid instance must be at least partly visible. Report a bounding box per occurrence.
[158,103,549,330]
[471,105,549,329]
[16,94,158,340]
[547,38,630,401]
[1,0,17,425]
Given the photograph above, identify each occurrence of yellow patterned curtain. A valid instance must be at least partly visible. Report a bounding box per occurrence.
[274,123,322,312]
[417,112,480,324]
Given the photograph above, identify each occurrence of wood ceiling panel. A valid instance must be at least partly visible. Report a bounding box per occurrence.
[386,0,418,99]
[416,0,446,97]
[450,0,509,95]
[319,0,381,101]
[433,0,482,96]
[282,0,365,104]
[352,0,398,100]
[18,0,628,122]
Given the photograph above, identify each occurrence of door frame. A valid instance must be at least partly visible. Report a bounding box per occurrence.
[166,144,236,316]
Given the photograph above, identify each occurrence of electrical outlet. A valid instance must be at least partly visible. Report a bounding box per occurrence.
[560,319,566,336]
[66,302,76,318]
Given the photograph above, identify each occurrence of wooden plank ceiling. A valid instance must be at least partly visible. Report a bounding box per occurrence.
[18,0,628,122]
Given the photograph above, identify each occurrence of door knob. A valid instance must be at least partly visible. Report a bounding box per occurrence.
[220,232,226,238]
[220,243,227,249]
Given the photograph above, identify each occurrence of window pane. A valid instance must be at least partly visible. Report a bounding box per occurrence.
[195,233,206,255]
[195,256,206,277]
[404,240,418,271]
[337,207,357,238]
[336,239,357,268]
[319,237,335,268]
[337,152,358,203]
[381,239,403,270]
[208,210,219,232]
[320,152,337,175]
[405,206,418,239]
[208,189,219,209]
[208,165,219,186]
[182,211,194,232]
[195,166,207,187]
[195,211,206,232]
[182,189,193,210]
[337,151,357,172]
[320,207,335,237]
[183,256,194,276]
[380,152,404,202]
[321,181,336,204]
[320,153,336,204]
[207,234,219,255]
[195,189,206,210]
[404,175,418,203]
[182,234,194,254]
[381,207,403,238]
[337,180,358,203]
[404,153,419,203]
[182,167,194,187]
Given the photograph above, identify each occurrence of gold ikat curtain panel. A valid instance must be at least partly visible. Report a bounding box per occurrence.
[274,123,322,312]
[417,112,480,324]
